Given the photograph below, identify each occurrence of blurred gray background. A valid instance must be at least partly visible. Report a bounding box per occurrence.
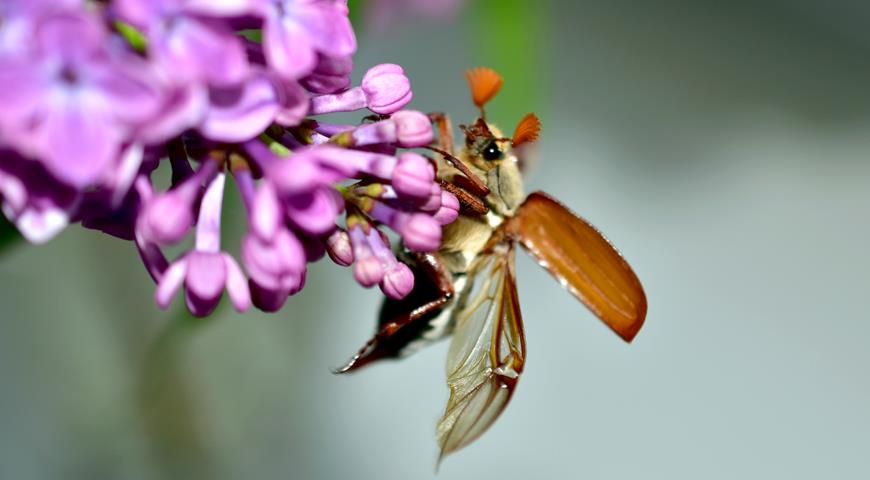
[2,0,870,478]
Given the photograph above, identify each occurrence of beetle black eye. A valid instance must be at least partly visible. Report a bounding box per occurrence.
[482,142,502,161]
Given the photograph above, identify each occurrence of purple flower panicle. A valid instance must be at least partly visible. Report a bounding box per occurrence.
[0,0,458,315]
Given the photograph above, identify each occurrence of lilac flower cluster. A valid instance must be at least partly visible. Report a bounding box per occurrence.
[0,0,458,315]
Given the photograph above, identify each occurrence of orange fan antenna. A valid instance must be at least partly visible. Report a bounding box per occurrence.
[511,113,541,147]
[465,67,503,117]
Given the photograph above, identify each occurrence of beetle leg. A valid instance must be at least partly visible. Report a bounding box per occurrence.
[428,112,456,157]
[334,252,455,373]
[439,180,489,216]
[425,145,491,199]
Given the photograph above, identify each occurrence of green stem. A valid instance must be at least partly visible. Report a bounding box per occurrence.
[114,21,148,53]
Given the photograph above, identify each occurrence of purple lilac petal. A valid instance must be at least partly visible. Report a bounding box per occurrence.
[155,258,188,308]
[263,13,316,80]
[38,91,120,188]
[241,228,306,289]
[194,172,226,252]
[111,0,157,27]
[284,188,341,235]
[186,293,219,316]
[250,280,291,312]
[293,2,355,57]
[11,204,70,244]
[251,182,282,240]
[268,154,323,195]
[34,11,104,57]
[274,79,310,126]
[185,251,227,301]
[137,231,169,282]
[309,146,396,179]
[149,16,250,87]
[108,143,145,206]
[0,169,26,213]
[200,73,280,142]
[137,85,208,144]
[0,58,46,128]
[259,0,356,80]
[301,54,353,94]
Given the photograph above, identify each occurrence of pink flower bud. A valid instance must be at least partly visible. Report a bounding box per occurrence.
[361,64,412,114]
[419,184,443,212]
[433,191,460,225]
[392,152,434,199]
[139,191,194,244]
[326,229,354,266]
[391,110,433,147]
[354,256,384,287]
[401,213,441,252]
[380,262,415,299]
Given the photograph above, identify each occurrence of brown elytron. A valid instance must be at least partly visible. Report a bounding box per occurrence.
[336,67,647,460]
[507,193,647,342]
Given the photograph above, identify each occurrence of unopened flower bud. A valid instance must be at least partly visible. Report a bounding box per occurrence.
[326,229,354,266]
[433,191,460,225]
[392,152,434,199]
[401,213,441,252]
[391,110,433,147]
[380,262,414,299]
[361,64,412,114]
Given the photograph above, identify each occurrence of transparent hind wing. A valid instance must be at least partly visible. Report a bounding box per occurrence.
[436,241,525,460]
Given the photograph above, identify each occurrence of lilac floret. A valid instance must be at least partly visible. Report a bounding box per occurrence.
[325,228,354,266]
[348,110,433,148]
[154,173,251,316]
[310,64,412,115]
[360,64,413,114]
[392,152,435,199]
